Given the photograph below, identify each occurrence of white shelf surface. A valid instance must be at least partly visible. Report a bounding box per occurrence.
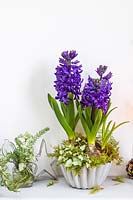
[0,177,132,200]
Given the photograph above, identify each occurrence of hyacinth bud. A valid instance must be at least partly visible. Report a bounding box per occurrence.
[96,65,107,77]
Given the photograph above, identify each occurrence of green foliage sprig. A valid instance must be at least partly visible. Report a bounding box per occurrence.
[0,152,11,188]
[0,127,49,191]
[12,127,49,167]
[89,186,104,194]
[112,176,125,184]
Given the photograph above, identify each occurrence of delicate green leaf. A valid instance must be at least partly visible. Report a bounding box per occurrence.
[102,122,115,149]
[32,127,50,144]
[65,159,72,167]
[112,176,125,183]
[113,121,129,131]
[106,107,117,120]
[102,107,117,135]
[90,186,104,194]
[80,145,86,151]
[101,104,129,150]
[103,120,113,138]
[47,180,58,187]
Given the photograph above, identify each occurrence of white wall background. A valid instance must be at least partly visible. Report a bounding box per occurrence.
[0,0,133,175]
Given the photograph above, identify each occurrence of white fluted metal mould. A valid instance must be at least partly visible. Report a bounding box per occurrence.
[60,163,111,189]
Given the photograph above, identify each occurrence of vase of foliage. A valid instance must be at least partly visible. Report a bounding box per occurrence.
[0,127,55,191]
[48,50,128,189]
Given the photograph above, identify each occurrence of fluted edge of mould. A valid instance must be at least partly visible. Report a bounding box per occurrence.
[60,163,111,189]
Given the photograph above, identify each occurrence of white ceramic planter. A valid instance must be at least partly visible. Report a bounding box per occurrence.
[60,163,111,189]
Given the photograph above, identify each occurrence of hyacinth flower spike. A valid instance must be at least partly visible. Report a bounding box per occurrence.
[80,65,129,148]
[48,50,83,140]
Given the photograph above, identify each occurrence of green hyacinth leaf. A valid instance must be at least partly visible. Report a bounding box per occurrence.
[48,93,54,110]
[60,102,66,117]
[89,109,102,144]
[48,94,75,139]
[66,93,75,130]
[102,107,117,134]
[113,121,129,131]
[73,112,79,130]
[102,122,116,149]
[85,107,92,129]
[78,105,90,141]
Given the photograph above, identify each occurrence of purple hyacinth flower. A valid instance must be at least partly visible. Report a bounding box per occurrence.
[81,66,112,113]
[96,65,108,78]
[54,50,83,104]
